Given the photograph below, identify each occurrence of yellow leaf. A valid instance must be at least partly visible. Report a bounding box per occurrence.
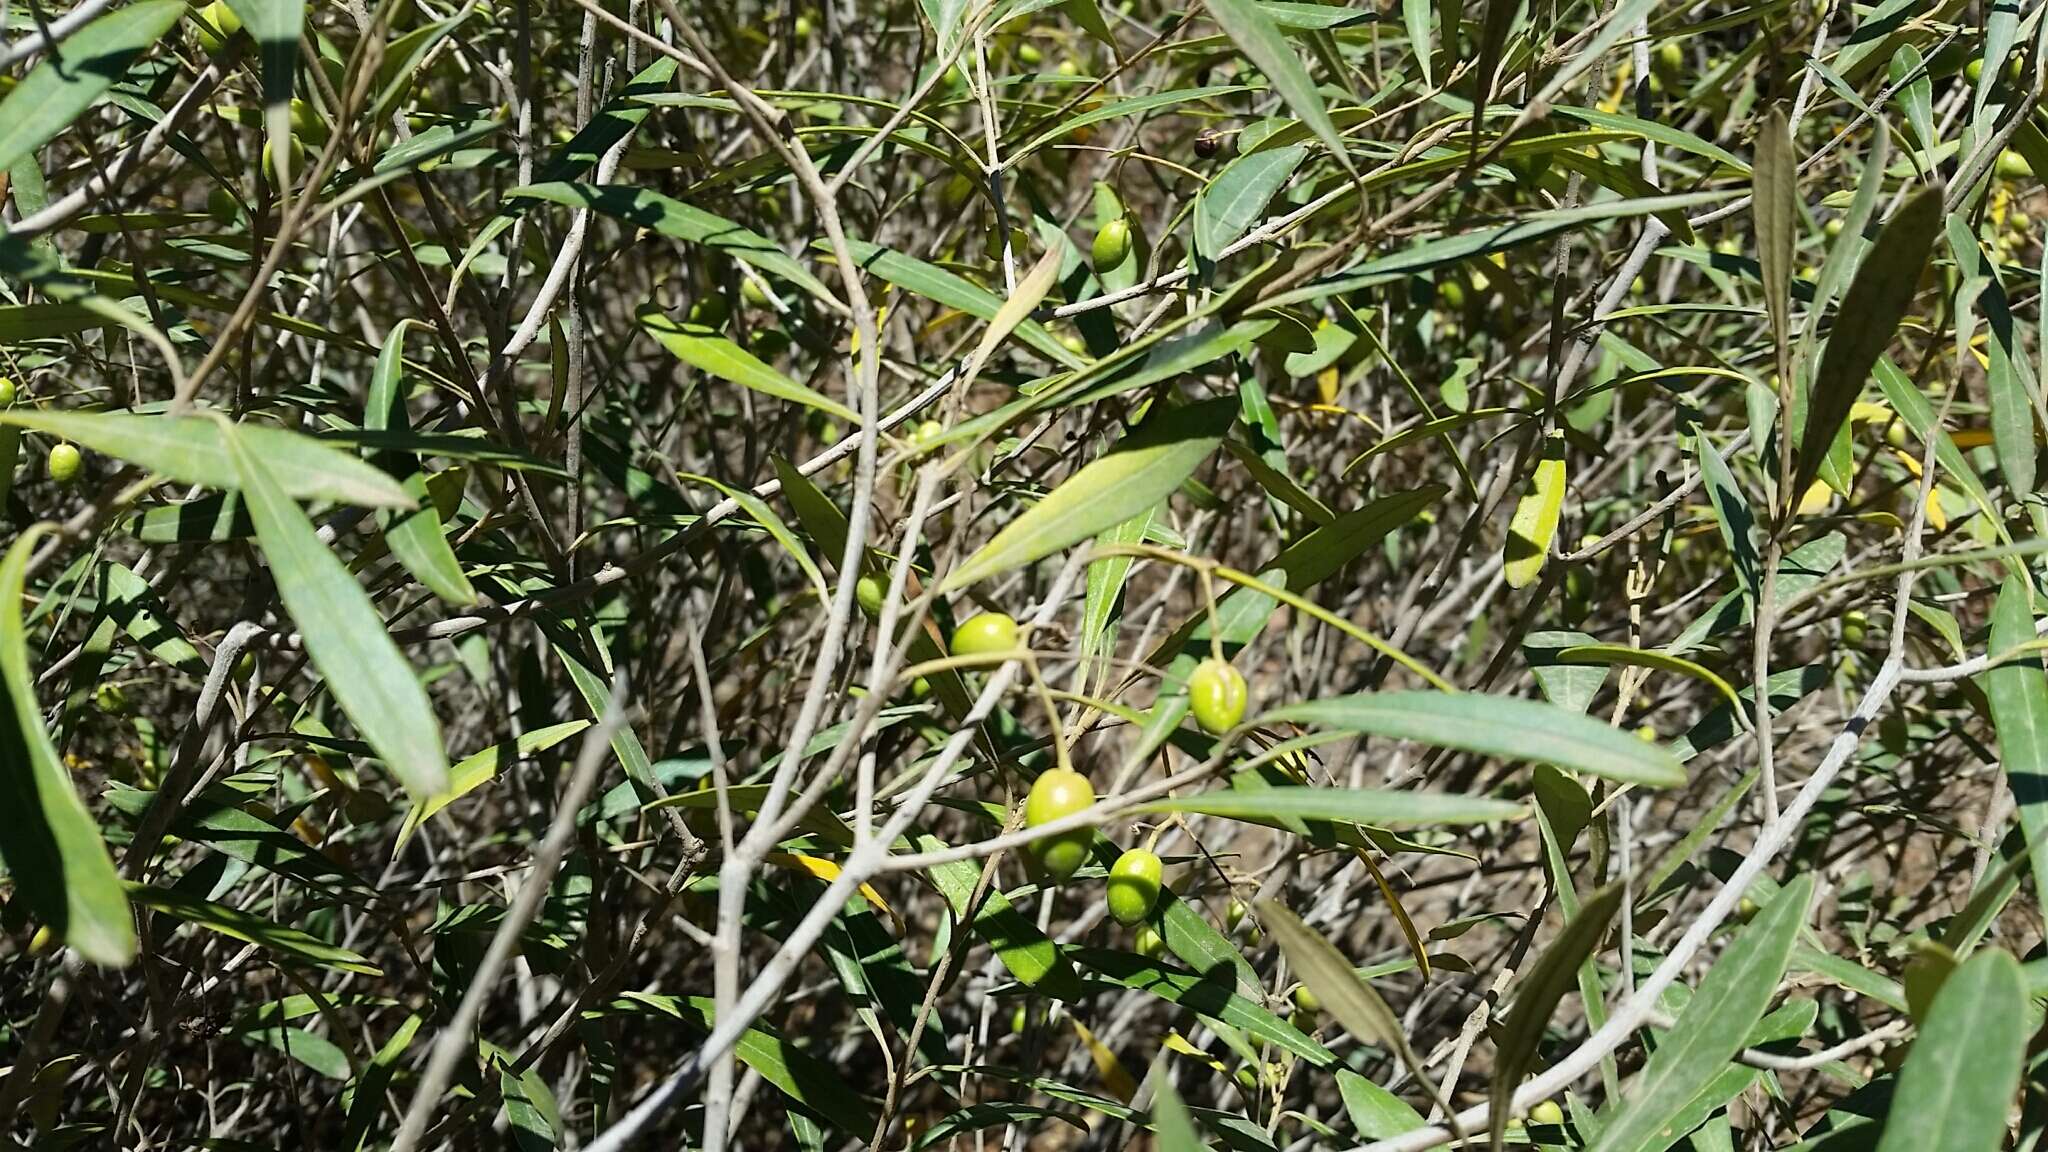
[764,852,899,932]
[1070,1016,1138,1103]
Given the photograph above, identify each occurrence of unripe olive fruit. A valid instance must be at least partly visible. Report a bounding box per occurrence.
[1225,897,1247,931]
[1023,768,1096,880]
[688,295,730,329]
[207,185,239,224]
[1057,58,1080,77]
[1059,331,1088,355]
[911,419,944,448]
[856,572,885,616]
[951,611,1018,658]
[1092,216,1133,271]
[1134,924,1166,959]
[194,0,242,53]
[1655,41,1682,74]
[47,443,82,485]
[0,377,14,406]
[1010,1004,1028,1033]
[1187,657,1248,734]
[1292,985,1322,1015]
[1437,278,1466,309]
[1529,1100,1565,1126]
[741,278,772,307]
[95,683,126,713]
[1106,847,1163,925]
[262,134,306,187]
[793,13,813,37]
[1017,42,1042,66]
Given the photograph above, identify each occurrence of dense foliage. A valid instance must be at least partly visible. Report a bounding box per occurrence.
[3,0,2047,1149]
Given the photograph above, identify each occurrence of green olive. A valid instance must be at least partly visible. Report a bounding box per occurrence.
[911,419,944,449]
[1023,768,1096,880]
[1017,42,1042,66]
[688,295,730,329]
[1225,897,1247,931]
[1091,216,1133,270]
[1059,331,1088,355]
[94,683,126,713]
[1105,847,1163,925]
[1187,657,1248,734]
[794,13,814,37]
[262,134,306,187]
[0,377,14,406]
[856,573,885,616]
[207,185,239,225]
[1134,924,1166,959]
[1437,278,1466,309]
[741,278,772,307]
[1291,985,1322,1015]
[1010,1004,1028,1033]
[1529,1100,1565,1126]
[47,443,82,485]
[1655,40,1683,74]
[194,0,242,53]
[1057,58,1080,77]
[951,612,1019,659]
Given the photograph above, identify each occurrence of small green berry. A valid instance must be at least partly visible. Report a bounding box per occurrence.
[0,377,14,406]
[1105,848,1163,925]
[1023,768,1096,881]
[1529,1100,1565,1126]
[951,612,1019,659]
[793,12,814,37]
[47,443,82,485]
[1010,1003,1028,1033]
[1187,658,1248,734]
[1091,216,1133,270]
[741,277,772,307]
[1134,924,1166,959]
[1017,42,1042,66]
[1292,985,1322,1015]
[1056,58,1080,77]
[856,573,885,616]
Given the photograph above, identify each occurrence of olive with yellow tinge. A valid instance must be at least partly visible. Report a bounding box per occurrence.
[1187,657,1248,733]
[951,612,1019,659]
[47,443,82,485]
[1105,848,1163,925]
[1023,768,1096,880]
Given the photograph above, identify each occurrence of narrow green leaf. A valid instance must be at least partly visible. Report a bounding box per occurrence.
[834,238,1085,368]
[0,527,135,966]
[1874,949,2027,1152]
[1262,692,1686,786]
[639,306,860,425]
[1585,875,1814,1152]
[1789,186,1942,504]
[1981,576,2048,904]
[1194,144,1308,270]
[510,182,836,302]
[393,720,592,850]
[940,398,1236,592]
[0,409,412,508]
[1754,107,1797,388]
[1490,884,1625,1151]
[368,323,477,606]
[131,883,379,974]
[1074,947,1333,1065]
[0,0,185,176]
[1205,0,1356,174]
[1137,786,1523,829]
[226,424,450,797]
[1151,1075,1210,1151]
[1338,1070,1425,1140]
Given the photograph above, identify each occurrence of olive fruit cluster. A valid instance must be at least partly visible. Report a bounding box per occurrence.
[1020,769,1166,928]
